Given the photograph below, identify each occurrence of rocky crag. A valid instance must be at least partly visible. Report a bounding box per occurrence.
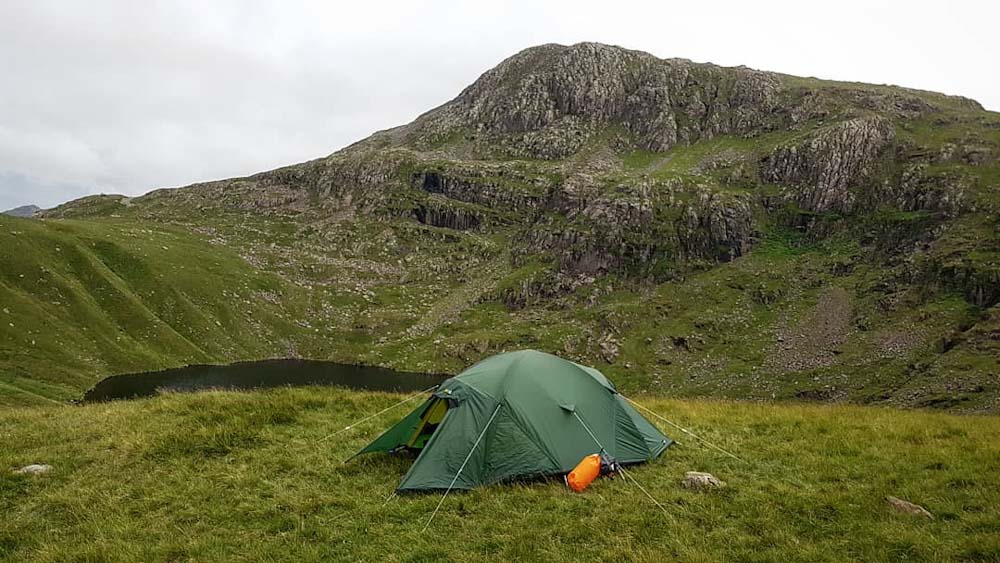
[10,42,999,411]
[2,205,41,218]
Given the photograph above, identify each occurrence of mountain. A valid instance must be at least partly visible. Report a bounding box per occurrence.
[2,204,41,217]
[4,42,998,410]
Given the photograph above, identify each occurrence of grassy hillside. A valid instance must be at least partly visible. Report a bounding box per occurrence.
[2,388,998,561]
[0,209,515,405]
[0,215,314,406]
[2,204,997,411]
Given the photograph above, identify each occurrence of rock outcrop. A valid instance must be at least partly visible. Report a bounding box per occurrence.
[402,42,784,158]
[412,167,549,213]
[760,116,895,213]
[2,204,41,218]
[412,197,483,230]
[883,163,968,214]
[678,191,755,261]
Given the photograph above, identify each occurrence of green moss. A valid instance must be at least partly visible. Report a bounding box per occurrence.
[619,149,662,170]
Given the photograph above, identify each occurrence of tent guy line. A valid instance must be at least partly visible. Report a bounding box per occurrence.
[622,395,746,463]
[570,406,673,520]
[618,465,674,521]
[318,384,439,444]
[423,403,504,532]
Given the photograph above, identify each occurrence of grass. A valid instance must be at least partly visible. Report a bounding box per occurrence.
[1,387,998,561]
[0,215,318,405]
[618,128,815,179]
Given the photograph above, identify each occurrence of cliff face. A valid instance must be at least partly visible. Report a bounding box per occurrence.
[760,116,896,213]
[31,42,1000,411]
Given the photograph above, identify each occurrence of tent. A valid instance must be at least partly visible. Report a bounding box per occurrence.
[354,349,672,492]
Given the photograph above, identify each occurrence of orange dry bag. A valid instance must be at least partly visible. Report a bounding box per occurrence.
[566,454,601,492]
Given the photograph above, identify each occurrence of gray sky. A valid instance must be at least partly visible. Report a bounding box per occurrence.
[1,0,997,210]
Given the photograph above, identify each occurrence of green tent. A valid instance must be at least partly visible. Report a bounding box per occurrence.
[355,350,672,492]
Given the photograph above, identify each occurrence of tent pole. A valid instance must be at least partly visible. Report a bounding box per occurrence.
[422,403,503,532]
[318,384,439,443]
[571,411,606,451]
[620,394,746,463]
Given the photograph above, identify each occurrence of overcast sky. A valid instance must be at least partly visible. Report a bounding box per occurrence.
[1,0,997,210]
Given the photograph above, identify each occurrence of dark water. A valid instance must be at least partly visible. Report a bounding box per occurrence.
[83,359,449,402]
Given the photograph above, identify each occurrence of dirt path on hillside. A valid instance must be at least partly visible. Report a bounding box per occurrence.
[768,286,854,373]
[403,254,510,338]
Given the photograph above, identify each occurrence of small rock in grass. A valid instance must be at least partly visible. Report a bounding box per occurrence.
[886,496,933,518]
[14,464,52,475]
[683,471,726,489]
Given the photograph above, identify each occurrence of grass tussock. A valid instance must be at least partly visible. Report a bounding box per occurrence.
[2,388,998,561]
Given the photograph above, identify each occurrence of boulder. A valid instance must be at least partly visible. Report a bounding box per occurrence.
[598,334,620,363]
[886,496,933,518]
[13,464,52,475]
[683,471,726,490]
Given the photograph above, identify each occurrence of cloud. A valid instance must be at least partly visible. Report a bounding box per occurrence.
[0,171,96,211]
[0,0,997,209]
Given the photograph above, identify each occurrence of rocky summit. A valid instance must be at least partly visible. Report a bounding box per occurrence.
[4,42,999,411]
[2,204,41,218]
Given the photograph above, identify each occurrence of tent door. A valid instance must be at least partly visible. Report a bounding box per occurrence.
[405,397,448,450]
